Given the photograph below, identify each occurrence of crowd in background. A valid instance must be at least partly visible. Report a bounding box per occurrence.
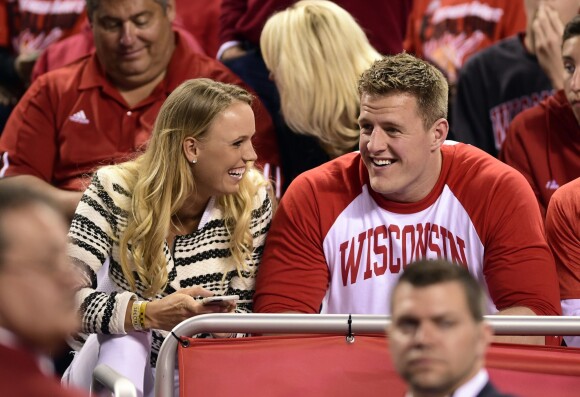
[0,1,578,396]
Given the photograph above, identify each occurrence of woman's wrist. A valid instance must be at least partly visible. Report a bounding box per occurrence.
[144,299,156,330]
[130,300,151,331]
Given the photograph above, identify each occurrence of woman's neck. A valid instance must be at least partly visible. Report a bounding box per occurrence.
[172,196,210,234]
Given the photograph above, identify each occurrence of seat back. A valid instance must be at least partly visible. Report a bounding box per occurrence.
[153,314,580,397]
[178,334,403,397]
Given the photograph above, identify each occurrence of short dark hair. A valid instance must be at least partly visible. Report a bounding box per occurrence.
[563,14,580,45]
[391,259,486,322]
[85,0,168,20]
[0,185,62,269]
[358,53,448,130]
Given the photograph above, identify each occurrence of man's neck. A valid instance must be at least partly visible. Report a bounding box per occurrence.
[118,70,167,108]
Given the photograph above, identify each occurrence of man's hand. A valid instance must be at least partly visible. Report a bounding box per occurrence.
[532,3,565,90]
[493,306,545,345]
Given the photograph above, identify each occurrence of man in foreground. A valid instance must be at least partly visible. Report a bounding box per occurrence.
[388,259,512,397]
[0,185,84,396]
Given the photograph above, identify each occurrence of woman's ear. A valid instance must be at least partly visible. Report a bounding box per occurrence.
[183,137,198,163]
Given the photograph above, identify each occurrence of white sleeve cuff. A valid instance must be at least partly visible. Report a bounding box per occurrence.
[561,299,580,347]
[217,40,242,60]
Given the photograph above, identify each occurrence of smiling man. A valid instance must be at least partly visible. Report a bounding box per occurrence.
[388,259,511,397]
[254,52,561,345]
[0,0,279,219]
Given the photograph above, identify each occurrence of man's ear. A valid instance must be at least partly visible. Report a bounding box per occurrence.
[476,321,494,358]
[166,0,176,22]
[430,118,449,151]
[183,137,198,163]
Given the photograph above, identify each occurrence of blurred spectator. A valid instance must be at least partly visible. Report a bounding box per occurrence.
[545,177,580,347]
[453,0,579,156]
[500,13,580,219]
[260,0,381,190]
[0,0,279,220]
[254,53,562,346]
[0,185,85,397]
[0,0,87,132]
[388,259,513,397]
[404,0,526,88]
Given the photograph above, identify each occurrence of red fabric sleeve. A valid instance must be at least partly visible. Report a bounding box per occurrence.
[545,178,580,300]
[219,0,294,46]
[254,175,330,313]
[0,76,57,182]
[482,172,561,316]
[499,112,546,218]
[447,145,561,317]
[219,0,250,44]
[462,158,562,317]
[173,0,219,57]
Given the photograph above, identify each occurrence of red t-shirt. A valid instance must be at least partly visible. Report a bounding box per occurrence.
[0,30,279,190]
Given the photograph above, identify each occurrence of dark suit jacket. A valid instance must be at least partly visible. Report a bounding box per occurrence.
[0,344,87,397]
[478,381,517,397]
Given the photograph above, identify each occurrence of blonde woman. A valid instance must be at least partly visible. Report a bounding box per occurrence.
[64,78,274,395]
[261,0,382,189]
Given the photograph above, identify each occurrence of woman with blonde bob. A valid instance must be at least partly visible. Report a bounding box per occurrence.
[261,0,381,188]
[64,78,274,394]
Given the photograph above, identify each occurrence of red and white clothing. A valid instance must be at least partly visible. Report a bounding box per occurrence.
[500,90,580,219]
[404,0,526,85]
[0,29,280,190]
[0,0,86,55]
[546,178,580,347]
[254,143,561,325]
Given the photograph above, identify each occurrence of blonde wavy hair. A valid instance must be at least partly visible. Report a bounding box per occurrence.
[112,78,269,297]
[261,0,381,158]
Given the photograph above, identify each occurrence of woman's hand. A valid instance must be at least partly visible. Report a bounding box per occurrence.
[144,287,235,331]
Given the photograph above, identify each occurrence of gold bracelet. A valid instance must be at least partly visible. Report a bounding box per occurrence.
[139,301,148,330]
[132,300,144,331]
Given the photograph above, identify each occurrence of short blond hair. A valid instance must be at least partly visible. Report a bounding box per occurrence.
[358,53,449,129]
